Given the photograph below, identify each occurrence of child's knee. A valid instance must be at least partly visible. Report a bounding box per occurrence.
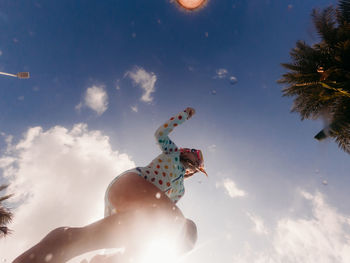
[48,226,83,246]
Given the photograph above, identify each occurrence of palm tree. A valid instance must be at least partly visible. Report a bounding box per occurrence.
[0,184,13,237]
[278,0,350,153]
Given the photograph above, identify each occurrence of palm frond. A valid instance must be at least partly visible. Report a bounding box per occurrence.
[0,207,12,225]
[0,184,9,192]
[333,125,350,153]
[0,194,14,203]
[0,226,11,236]
[312,6,337,44]
[0,184,13,237]
[338,0,350,24]
[278,1,350,154]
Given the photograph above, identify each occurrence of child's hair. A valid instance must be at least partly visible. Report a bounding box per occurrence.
[180,151,197,167]
[180,148,208,177]
[179,151,199,178]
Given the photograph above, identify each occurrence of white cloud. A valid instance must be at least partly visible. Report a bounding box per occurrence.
[216,178,246,198]
[0,156,15,168]
[84,85,108,115]
[125,67,157,103]
[76,85,108,115]
[213,69,238,85]
[1,132,13,152]
[229,76,238,85]
[214,68,228,79]
[131,105,138,112]
[115,79,121,90]
[188,66,195,72]
[233,191,350,263]
[75,101,83,112]
[0,50,3,56]
[0,124,135,262]
[272,191,350,263]
[246,212,268,235]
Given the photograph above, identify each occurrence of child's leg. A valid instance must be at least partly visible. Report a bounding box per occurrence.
[13,173,196,263]
[13,209,179,263]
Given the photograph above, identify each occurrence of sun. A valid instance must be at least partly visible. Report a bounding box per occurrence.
[175,0,208,11]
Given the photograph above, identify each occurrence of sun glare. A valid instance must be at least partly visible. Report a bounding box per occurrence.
[140,238,179,263]
[176,0,207,11]
[132,217,185,263]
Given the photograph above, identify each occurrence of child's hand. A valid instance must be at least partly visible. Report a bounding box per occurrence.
[185,107,196,119]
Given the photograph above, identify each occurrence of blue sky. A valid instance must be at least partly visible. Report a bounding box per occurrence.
[1,0,350,262]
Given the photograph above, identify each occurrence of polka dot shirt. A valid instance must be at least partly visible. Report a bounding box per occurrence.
[137,110,189,203]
